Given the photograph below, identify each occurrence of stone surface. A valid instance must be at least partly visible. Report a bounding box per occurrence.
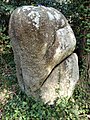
[9,6,79,104]
[40,53,79,104]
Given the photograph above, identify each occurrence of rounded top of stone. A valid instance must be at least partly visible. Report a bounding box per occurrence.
[15,5,67,29]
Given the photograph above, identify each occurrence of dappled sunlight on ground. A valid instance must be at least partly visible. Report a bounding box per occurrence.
[0,85,18,105]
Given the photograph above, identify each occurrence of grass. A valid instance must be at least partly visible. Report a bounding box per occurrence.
[0,51,90,120]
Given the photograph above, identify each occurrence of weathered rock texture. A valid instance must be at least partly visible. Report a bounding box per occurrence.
[9,6,79,104]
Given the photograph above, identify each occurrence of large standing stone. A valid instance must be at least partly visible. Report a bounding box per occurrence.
[9,6,79,104]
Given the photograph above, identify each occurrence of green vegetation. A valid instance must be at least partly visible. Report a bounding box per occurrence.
[0,0,90,119]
